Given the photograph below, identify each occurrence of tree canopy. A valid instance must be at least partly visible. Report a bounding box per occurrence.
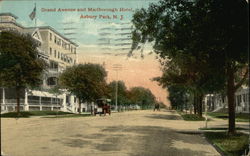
[131,0,248,134]
[59,63,107,110]
[107,80,131,106]
[0,31,45,114]
[128,87,156,109]
[0,31,45,88]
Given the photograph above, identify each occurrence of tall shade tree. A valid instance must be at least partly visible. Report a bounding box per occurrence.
[131,0,248,134]
[167,85,189,111]
[107,81,131,106]
[128,87,156,109]
[0,31,45,115]
[59,63,107,113]
[154,53,225,117]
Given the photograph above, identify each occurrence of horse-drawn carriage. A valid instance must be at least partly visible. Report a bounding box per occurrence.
[94,98,111,116]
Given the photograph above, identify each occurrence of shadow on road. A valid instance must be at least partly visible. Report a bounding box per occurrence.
[50,125,214,156]
[145,114,182,120]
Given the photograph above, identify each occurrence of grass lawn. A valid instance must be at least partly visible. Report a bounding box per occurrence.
[200,127,248,131]
[204,132,249,156]
[207,112,249,122]
[181,114,205,121]
[177,111,205,121]
[0,111,74,118]
[43,114,92,118]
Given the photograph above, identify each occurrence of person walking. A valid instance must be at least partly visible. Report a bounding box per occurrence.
[154,103,160,111]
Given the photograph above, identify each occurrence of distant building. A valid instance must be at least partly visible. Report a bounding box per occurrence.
[204,86,249,113]
[0,13,83,113]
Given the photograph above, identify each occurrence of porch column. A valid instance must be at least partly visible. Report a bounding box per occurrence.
[51,97,53,111]
[39,96,42,111]
[2,88,6,111]
[61,93,67,112]
[24,89,29,111]
[240,94,243,113]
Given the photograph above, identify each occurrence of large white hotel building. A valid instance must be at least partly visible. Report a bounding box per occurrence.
[0,13,82,113]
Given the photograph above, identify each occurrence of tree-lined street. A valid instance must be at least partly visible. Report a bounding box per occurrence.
[1,110,223,156]
[0,0,249,155]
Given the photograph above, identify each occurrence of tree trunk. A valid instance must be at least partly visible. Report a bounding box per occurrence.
[78,98,81,114]
[196,94,200,116]
[193,93,197,114]
[197,94,203,118]
[16,87,21,116]
[227,65,236,135]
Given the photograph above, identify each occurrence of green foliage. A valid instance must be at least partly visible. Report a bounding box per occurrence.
[128,87,156,109]
[131,0,248,133]
[59,63,107,103]
[0,31,45,88]
[107,80,131,106]
[0,111,73,118]
[207,112,249,122]
[180,114,205,121]
[0,31,46,114]
[48,85,63,98]
[0,111,31,118]
[43,114,91,118]
[204,132,249,156]
[167,85,189,110]
[106,81,157,108]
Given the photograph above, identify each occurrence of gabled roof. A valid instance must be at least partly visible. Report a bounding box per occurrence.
[0,13,18,19]
[23,28,43,43]
[28,26,78,47]
[0,12,78,47]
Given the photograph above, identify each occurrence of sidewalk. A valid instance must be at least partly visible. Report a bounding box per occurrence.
[168,110,249,135]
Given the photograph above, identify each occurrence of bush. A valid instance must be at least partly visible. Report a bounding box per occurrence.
[1,111,73,118]
[181,114,205,121]
[1,112,32,118]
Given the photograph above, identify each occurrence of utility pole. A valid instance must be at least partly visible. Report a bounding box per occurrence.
[112,64,122,111]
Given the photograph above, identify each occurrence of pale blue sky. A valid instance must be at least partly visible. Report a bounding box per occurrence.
[0,0,158,53]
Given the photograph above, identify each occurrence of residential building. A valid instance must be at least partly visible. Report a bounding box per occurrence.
[204,86,249,113]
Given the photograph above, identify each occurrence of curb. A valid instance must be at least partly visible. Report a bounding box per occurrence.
[201,132,225,156]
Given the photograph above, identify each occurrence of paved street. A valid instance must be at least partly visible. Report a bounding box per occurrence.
[1,110,220,156]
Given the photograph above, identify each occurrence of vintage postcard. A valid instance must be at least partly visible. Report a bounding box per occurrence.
[0,0,249,156]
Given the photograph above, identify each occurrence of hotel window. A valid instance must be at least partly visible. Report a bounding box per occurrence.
[49,33,52,41]
[50,47,52,55]
[54,50,57,58]
[54,36,57,44]
[58,52,60,59]
[58,39,61,46]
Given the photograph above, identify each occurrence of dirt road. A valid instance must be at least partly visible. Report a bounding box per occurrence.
[1,110,220,156]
